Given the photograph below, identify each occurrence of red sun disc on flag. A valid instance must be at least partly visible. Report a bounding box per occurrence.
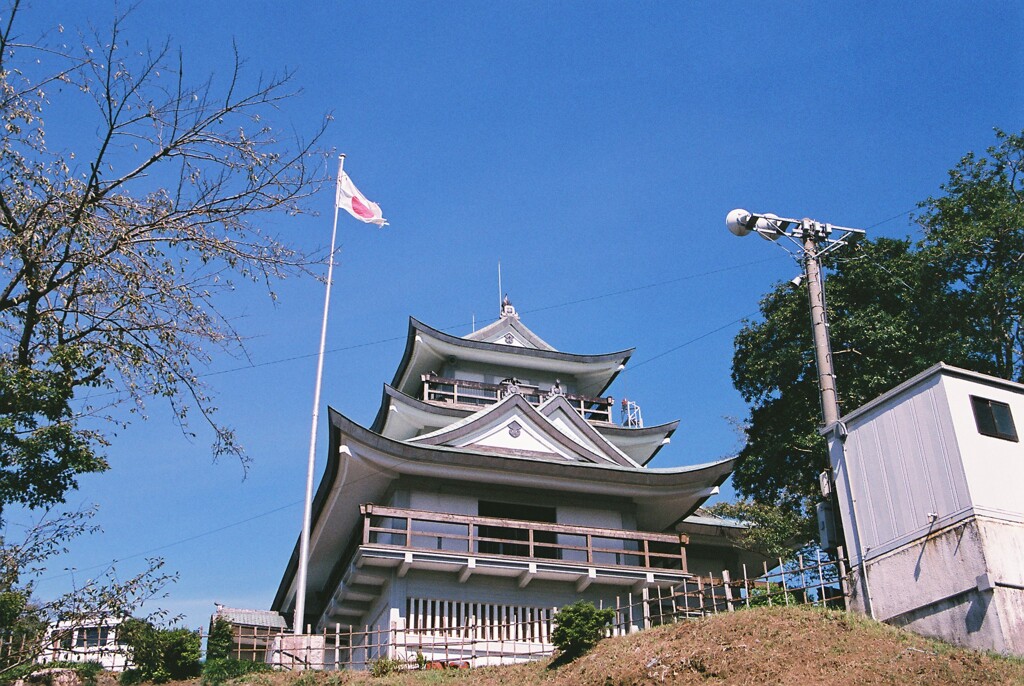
[350,196,374,219]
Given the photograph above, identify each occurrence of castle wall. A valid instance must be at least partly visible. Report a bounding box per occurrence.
[442,359,580,396]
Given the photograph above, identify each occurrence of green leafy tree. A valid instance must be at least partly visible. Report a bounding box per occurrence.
[732,237,964,515]
[704,500,809,559]
[0,1,328,515]
[732,128,1023,519]
[918,128,1024,382]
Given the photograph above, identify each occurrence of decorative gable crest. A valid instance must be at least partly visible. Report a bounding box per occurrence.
[407,393,638,467]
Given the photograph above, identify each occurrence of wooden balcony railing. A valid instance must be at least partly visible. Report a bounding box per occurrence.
[360,505,687,572]
[420,374,614,423]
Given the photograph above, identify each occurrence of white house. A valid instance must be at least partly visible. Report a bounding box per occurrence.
[825,362,1023,655]
[37,618,130,671]
[271,298,759,666]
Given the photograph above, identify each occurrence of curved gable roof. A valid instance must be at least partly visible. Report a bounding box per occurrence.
[390,318,633,398]
[597,420,680,466]
[463,315,557,350]
[371,384,469,438]
[373,383,678,465]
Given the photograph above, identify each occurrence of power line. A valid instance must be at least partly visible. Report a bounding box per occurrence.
[864,208,915,231]
[625,311,760,373]
[179,255,788,382]
[40,501,302,582]
[41,307,766,579]
[518,257,782,317]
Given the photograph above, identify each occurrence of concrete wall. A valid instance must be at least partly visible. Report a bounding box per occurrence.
[847,517,1024,655]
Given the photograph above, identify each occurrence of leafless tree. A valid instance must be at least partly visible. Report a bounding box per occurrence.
[0,0,330,511]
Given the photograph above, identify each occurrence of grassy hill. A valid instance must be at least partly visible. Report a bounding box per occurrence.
[97,607,1024,686]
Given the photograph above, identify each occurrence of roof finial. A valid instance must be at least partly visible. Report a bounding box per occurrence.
[501,293,518,319]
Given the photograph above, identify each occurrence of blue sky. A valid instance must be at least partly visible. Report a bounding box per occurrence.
[10,1,1022,630]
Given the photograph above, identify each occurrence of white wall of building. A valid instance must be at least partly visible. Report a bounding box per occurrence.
[38,620,131,672]
[942,374,1024,520]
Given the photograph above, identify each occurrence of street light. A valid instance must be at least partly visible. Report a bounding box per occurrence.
[728,209,866,553]
[726,209,864,427]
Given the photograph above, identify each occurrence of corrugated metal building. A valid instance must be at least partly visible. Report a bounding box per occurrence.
[826,363,1023,655]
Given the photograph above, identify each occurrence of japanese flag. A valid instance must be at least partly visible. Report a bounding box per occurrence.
[336,171,387,227]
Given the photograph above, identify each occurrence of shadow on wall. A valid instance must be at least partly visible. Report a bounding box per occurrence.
[966,589,991,635]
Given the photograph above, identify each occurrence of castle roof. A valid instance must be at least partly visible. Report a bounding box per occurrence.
[389,317,633,399]
[371,383,678,464]
[272,404,736,614]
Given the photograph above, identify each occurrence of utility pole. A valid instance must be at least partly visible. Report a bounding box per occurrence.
[725,210,860,431]
[801,220,840,426]
[726,210,865,552]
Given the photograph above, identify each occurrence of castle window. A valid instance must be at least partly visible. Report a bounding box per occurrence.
[970,396,1018,442]
[477,501,558,559]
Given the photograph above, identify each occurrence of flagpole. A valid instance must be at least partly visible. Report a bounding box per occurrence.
[293,154,345,634]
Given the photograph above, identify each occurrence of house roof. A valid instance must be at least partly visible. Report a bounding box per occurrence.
[213,606,288,629]
[827,362,1024,432]
[389,317,633,398]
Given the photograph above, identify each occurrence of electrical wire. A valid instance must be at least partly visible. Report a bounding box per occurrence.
[120,255,788,384]
[39,501,302,581]
[38,306,764,581]
[43,209,918,584]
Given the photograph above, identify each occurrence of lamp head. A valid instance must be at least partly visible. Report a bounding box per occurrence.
[756,212,783,241]
[726,208,753,237]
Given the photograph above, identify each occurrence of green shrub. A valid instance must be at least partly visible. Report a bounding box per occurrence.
[68,661,103,685]
[206,619,234,662]
[551,601,615,658]
[201,658,271,686]
[369,656,403,677]
[0,662,39,684]
[0,661,103,686]
[119,619,201,684]
[745,582,798,608]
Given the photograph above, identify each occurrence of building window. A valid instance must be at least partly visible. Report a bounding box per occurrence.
[970,396,1018,442]
[477,501,558,559]
[74,627,109,648]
